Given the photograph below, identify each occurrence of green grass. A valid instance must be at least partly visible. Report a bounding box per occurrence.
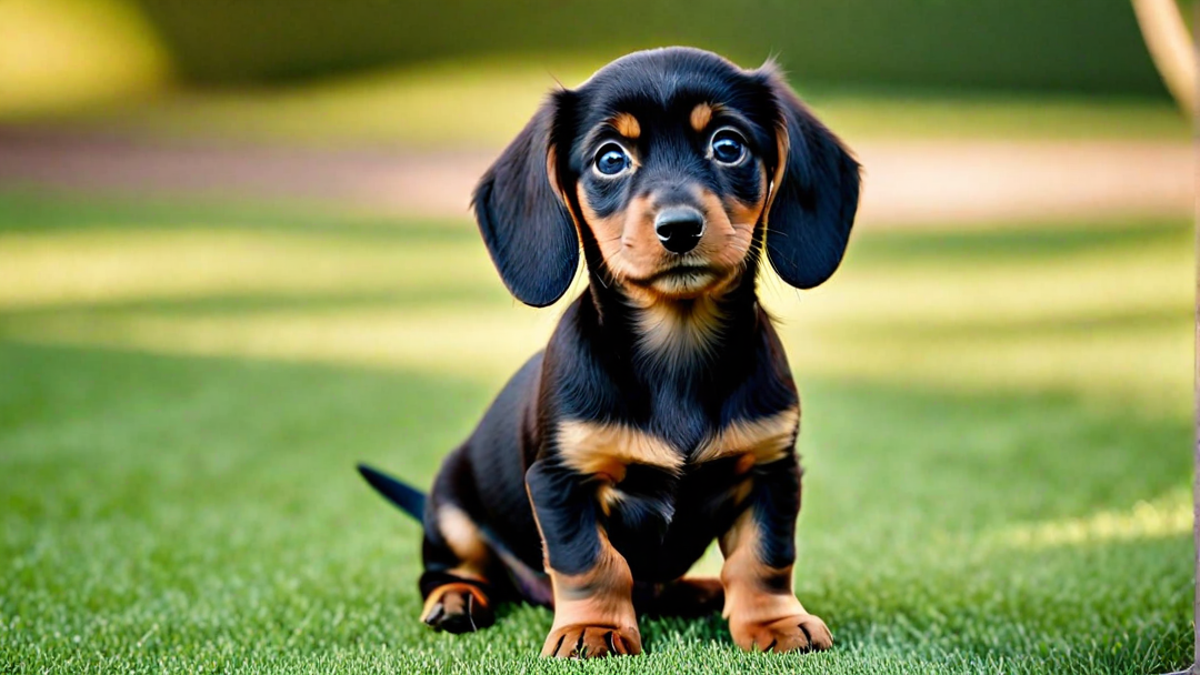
[0,190,1192,673]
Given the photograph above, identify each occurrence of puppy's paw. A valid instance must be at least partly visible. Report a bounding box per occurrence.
[731,613,832,653]
[420,582,494,633]
[540,624,642,658]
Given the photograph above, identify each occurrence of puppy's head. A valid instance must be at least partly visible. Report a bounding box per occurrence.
[473,47,860,308]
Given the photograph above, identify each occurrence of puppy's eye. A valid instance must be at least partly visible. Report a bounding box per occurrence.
[594,143,631,176]
[710,129,746,165]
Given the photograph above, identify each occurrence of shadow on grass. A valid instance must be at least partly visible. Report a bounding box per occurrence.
[1,289,1189,339]
[0,287,510,320]
[847,218,1188,266]
[819,306,1190,341]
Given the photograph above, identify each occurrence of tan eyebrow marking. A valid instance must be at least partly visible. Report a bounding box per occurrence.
[690,103,715,132]
[610,112,641,139]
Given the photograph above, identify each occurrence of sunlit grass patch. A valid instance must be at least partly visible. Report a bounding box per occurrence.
[2,308,559,385]
[0,227,503,310]
[999,488,1191,550]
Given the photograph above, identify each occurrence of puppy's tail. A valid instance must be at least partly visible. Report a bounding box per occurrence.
[357,463,426,522]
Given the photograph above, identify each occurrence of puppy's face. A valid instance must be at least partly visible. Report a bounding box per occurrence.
[474,48,860,309]
[565,92,776,301]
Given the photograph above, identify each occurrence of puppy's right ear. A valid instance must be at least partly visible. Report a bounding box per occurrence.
[756,64,861,290]
[472,92,579,308]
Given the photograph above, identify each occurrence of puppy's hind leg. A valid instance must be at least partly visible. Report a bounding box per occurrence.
[641,577,726,618]
[419,452,497,633]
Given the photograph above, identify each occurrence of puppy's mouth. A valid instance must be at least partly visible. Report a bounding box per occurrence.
[631,265,722,296]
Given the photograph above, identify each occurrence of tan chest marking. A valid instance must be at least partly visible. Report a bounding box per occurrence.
[692,407,799,466]
[558,408,797,481]
[557,420,685,480]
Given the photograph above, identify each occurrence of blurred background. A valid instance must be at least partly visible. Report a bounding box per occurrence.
[0,2,1194,673]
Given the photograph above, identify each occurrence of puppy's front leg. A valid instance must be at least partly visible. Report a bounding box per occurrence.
[720,454,832,653]
[526,459,641,658]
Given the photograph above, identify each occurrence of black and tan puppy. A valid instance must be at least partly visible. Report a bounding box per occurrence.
[359,46,860,658]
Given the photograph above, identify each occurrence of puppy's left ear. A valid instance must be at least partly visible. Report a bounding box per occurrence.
[758,66,861,289]
[472,91,579,307]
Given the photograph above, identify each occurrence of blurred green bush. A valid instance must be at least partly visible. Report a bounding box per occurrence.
[133,0,1168,96]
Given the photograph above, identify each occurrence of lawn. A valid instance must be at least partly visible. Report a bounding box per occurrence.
[0,190,1192,674]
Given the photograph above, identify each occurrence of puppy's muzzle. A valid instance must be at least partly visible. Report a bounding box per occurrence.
[654,207,705,254]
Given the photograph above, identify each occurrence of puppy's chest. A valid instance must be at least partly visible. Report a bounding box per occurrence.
[555,406,799,482]
[563,407,799,578]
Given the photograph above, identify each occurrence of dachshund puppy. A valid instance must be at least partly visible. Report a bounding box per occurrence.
[359,46,860,658]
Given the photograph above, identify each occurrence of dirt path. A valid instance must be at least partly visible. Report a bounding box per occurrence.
[0,129,1191,227]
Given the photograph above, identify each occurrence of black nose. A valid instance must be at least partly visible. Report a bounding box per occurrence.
[654,207,705,254]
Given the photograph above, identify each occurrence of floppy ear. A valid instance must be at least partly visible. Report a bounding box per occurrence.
[472,92,579,307]
[759,68,861,289]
